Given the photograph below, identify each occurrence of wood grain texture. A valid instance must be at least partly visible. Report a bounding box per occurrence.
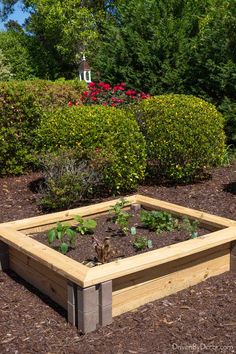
[84,228,236,287]
[9,254,67,309]
[0,196,137,231]
[112,245,230,317]
[136,195,236,230]
[0,227,88,286]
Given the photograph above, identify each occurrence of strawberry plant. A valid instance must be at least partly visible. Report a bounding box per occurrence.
[74,215,97,235]
[140,210,175,233]
[47,222,76,254]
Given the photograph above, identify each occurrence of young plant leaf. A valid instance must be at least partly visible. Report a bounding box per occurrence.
[48,229,56,244]
[59,242,69,254]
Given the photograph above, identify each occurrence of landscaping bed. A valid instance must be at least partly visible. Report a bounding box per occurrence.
[0,162,236,352]
[0,194,235,334]
[31,207,209,264]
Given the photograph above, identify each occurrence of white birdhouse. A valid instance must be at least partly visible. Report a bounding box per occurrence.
[79,54,91,83]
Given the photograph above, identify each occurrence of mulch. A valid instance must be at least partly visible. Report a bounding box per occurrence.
[0,163,236,354]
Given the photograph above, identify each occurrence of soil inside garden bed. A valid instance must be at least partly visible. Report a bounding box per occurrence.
[31,208,209,264]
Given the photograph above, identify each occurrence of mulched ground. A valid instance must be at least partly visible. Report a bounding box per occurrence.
[0,163,236,353]
[32,210,208,264]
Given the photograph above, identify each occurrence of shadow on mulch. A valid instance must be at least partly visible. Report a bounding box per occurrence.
[223,182,236,195]
[28,177,46,194]
[4,269,67,319]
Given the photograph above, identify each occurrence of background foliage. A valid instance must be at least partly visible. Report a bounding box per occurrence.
[0,79,86,175]
[138,94,226,183]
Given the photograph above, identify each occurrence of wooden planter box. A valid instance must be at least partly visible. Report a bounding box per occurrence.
[0,194,236,333]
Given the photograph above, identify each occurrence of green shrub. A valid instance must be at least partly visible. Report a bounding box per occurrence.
[38,149,103,210]
[137,94,226,183]
[36,106,146,192]
[0,79,86,175]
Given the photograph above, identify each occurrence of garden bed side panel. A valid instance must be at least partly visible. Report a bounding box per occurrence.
[9,246,68,310]
[112,243,230,317]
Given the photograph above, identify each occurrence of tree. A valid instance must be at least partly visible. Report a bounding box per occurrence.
[0,30,35,79]
[0,49,13,81]
[1,0,101,77]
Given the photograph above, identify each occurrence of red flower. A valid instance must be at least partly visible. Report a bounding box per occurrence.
[103,83,111,91]
[113,85,120,91]
[102,102,108,106]
[82,91,89,97]
[68,101,73,106]
[111,103,116,107]
[91,97,97,101]
[120,82,126,86]
[88,82,96,88]
[125,90,136,96]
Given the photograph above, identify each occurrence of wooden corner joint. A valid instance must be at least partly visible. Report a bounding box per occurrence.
[67,280,112,333]
[0,240,9,271]
[230,241,236,272]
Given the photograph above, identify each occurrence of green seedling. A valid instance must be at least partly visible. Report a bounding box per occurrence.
[74,215,97,235]
[132,236,153,250]
[109,198,131,235]
[109,198,129,215]
[115,211,131,235]
[48,222,76,254]
[182,216,199,239]
[140,210,175,233]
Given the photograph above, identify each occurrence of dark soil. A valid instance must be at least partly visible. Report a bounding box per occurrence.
[0,163,236,353]
[32,210,209,264]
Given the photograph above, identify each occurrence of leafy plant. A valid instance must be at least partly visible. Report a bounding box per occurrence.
[38,149,103,210]
[181,216,199,239]
[132,236,152,250]
[36,105,146,192]
[74,215,97,235]
[140,210,175,233]
[109,198,129,215]
[138,94,225,183]
[109,199,131,235]
[0,79,85,176]
[47,222,76,254]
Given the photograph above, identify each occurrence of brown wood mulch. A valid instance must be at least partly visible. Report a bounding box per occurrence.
[0,163,236,354]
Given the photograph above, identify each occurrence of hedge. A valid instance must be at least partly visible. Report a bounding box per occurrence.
[36,105,146,192]
[0,79,86,175]
[137,94,226,183]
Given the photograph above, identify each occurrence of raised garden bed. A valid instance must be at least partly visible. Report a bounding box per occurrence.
[0,194,236,333]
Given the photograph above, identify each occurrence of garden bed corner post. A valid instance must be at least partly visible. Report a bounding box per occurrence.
[230,242,236,272]
[67,280,112,333]
[0,241,9,271]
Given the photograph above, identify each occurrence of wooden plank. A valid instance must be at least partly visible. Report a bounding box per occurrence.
[0,196,137,231]
[112,247,230,317]
[84,227,236,287]
[9,247,67,289]
[10,255,67,309]
[112,243,230,292]
[0,227,88,287]
[136,195,236,230]
[24,207,131,235]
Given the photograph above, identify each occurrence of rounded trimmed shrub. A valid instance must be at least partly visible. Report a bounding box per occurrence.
[0,79,86,175]
[36,106,146,192]
[137,94,226,183]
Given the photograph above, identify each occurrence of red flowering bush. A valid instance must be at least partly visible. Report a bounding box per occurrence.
[78,82,150,108]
